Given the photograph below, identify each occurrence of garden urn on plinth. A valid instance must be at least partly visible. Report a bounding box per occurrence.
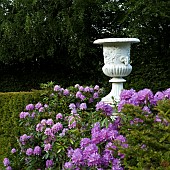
[93,38,140,104]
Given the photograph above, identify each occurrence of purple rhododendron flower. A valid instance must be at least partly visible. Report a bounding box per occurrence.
[109,130,118,140]
[80,138,91,149]
[6,166,12,170]
[59,128,69,137]
[79,86,84,91]
[44,104,48,108]
[25,104,34,111]
[56,113,63,120]
[52,122,63,134]
[20,134,31,145]
[93,92,99,99]
[33,146,41,155]
[103,104,113,116]
[54,85,61,91]
[84,86,90,92]
[68,116,77,129]
[96,101,106,111]
[31,112,36,118]
[44,136,54,144]
[64,162,73,169]
[91,122,100,134]
[76,91,82,98]
[36,123,44,132]
[115,135,126,143]
[79,103,87,110]
[163,88,170,98]
[112,158,123,170]
[96,101,113,116]
[26,148,33,156]
[67,147,74,158]
[41,119,46,125]
[35,102,42,109]
[142,106,151,113]
[46,160,53,168]
[118,152,125,159]
[141,144,147,149]
[129,93,140,106]
[137,88,154,102]
[63,89,70,96]
[71,148,83,165]
[121,143,128,148]
[89,87,94,93]
[44,143,52,152]
[68,114,80,129]
[91,130,102,144]
[105,142,117,152]
[101,151,113,166]
[120,89,136,100]
[100,128,109,142]
[3,158,10,166]
[75,84,80,88]
[83,144,98,159]
[71,108,77,114]
[69,103,76,110]
[19,112,30,119]
[39,107,45,112]
[79,94,86,101]
[87,152,101,166]
[44,128,53,136]
[154,91,165,103]
[155,115,162,122]
[46,119,54,126]
[11,148,16,154]
[89,97,94,103]
[94,85,100,91]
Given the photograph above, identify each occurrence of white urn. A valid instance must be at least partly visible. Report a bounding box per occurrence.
[93,38,140,104]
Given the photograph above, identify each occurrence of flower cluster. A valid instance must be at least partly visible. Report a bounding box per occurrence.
[3,158,12,170]
[96,101,113,116]
[118,88,170,112]
[64,118,126,170]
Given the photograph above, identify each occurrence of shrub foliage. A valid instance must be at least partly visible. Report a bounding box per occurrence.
[1,83,170,169]
[0,91,42,167]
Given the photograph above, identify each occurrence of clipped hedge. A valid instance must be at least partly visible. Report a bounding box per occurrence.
[0,91,42,168]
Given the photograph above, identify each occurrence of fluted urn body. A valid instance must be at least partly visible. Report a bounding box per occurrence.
[94,38,140,104]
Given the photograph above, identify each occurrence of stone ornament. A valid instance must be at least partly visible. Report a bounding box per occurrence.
[94,38,140,104]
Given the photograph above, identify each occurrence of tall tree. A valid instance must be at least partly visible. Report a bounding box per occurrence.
[121,0,170,91]
[0,0,169,91]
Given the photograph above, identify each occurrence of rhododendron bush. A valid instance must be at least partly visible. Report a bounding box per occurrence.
[117,88,170,169]
[2,83,124,170]
[2,83,170,170]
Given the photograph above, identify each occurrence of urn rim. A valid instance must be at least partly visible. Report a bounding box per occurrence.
[93,38,140,44]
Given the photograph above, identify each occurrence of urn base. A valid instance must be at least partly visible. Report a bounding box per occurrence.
[101,78,126,104]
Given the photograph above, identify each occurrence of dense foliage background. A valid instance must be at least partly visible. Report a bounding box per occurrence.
[0,0,169,92]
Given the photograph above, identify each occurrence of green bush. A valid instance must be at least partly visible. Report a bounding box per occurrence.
[0,91,42,168]
[119,99,170,169]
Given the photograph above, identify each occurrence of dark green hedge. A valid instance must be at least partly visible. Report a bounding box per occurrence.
[0,91,42,168]
[0,62,169,94]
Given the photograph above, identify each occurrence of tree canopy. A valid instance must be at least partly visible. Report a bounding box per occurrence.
[0,0,169,92]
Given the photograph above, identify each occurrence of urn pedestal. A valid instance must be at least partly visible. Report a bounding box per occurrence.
[94,38,140,104]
